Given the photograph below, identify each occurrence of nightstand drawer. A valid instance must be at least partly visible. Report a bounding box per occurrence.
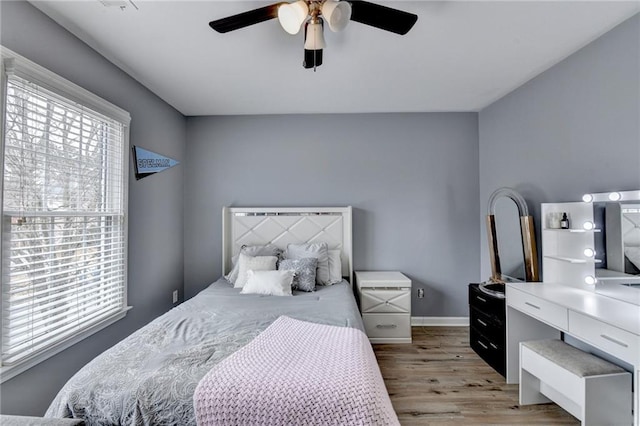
[362,313,410,339]
[360,288,410,313]
[568,311,639,365]
[508,287,568,331]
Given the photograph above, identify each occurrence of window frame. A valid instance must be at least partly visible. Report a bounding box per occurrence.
[0,47,131,383]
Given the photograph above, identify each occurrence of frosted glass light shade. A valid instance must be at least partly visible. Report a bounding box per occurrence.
[582,194,593,203]
[278,1,309,35]
[609,192,622,201]
[304,22,326,49]
[322,0,352,32]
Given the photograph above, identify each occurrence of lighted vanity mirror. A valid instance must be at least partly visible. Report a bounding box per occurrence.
[486,187,540,285]
[587,190,640,305]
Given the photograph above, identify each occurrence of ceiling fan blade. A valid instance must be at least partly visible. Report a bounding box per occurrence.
[209,3,286,33]
[349,1,417,35]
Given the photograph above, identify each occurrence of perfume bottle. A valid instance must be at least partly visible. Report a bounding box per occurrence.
[560,212,570,229]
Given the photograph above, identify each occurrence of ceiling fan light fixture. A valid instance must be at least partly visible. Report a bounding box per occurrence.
[321,0,351,32]
[304,20,326,50]
[278,0,309,35]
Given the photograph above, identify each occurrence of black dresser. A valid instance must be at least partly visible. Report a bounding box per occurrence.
[468,283,506,377]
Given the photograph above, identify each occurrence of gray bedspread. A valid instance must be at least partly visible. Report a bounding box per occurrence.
[46,278,363,425]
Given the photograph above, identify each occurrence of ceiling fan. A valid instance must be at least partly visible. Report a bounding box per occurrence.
[209,0,418,70]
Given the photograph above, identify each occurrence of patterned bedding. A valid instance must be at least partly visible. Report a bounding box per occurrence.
[46,278,364,425]
[194,316,399,426]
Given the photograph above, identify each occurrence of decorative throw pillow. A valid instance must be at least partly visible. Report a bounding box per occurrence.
[327,249,342,285]
[240,270,295,296]
[279,258,318,292]
[286,242,329,285]
[226,244,282,285]
[234,253,278,289]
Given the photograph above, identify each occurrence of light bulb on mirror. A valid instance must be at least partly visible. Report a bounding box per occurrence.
[583,248,595,258]
[583,221,595,230]
[584,275,597,285]
[582,194,593,203]
[608,192,621,201]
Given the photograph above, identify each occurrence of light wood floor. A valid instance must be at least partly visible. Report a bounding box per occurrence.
[372,326,579,425]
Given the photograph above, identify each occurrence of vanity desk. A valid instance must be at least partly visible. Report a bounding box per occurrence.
[506,282,640,425]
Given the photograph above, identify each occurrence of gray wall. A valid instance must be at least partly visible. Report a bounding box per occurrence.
[479,14,640,280]
[0,1,186,415]
[1,0,637,417]
[184,113,480,317]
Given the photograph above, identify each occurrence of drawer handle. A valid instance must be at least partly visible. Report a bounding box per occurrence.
[600,334,629,348]
[490,343,498,350]
[476,296,487,303]
[477,318,488,327]
[525,302,541,310]
[376,324,397,329]
[477,341,488,350]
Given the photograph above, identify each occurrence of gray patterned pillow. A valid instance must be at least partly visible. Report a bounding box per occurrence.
[279,258,318,292]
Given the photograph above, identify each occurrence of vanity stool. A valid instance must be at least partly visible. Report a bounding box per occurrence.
[520,339,631,426]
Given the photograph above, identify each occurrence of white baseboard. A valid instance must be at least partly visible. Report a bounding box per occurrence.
[411,316,469,327]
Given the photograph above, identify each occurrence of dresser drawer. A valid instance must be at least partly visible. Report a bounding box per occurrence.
[470,328,505,377]
[360,288,410,314]
[362,313,411,339]
[508,288,568,330]
[470,306,504,345]
[469,284,505,318]
[568,311,640,365]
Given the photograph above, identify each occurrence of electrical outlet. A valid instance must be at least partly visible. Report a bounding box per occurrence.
[417,288,424,298]
[172,290,178,304]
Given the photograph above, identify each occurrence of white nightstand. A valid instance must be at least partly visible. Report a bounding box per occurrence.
[355,271,412,344]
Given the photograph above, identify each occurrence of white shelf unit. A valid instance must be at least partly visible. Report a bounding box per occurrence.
[541,202,599,288]
[542,228,601,233]
[542,255,602,264]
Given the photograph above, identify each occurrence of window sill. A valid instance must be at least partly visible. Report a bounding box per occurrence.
[0,306,132,383]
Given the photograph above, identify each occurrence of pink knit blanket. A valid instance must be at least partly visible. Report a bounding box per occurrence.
[194,316,399,426]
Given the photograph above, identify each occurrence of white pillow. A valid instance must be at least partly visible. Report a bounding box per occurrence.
[234,253,278,288]
[327,249,342,285]
[226,244,281,284]
[240,270,295,296]
[286,242,329,285]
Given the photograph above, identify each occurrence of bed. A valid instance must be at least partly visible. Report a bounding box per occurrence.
[46,207,398,425]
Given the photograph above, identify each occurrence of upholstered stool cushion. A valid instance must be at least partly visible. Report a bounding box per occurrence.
[522,339,625,377]
[0,415,84,426]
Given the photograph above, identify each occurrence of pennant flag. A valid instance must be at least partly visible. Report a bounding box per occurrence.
[132,146,180,180]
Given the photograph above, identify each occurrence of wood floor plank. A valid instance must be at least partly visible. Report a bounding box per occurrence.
[373,326,579,425]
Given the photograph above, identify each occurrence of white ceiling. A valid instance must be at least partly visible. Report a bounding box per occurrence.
[30,1,640,116]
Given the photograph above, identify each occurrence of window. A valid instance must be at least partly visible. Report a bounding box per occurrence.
[1,49,130,380]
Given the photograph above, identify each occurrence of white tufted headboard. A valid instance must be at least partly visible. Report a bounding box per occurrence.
[222,207,353,284]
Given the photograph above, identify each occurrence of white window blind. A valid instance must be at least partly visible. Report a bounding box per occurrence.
[1,61,129,368]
